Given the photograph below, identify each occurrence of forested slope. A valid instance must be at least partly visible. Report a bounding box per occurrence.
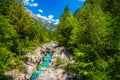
[55,0,120,80]
[0,0,50,79]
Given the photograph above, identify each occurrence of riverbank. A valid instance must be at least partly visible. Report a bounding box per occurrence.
[5,42,72,80]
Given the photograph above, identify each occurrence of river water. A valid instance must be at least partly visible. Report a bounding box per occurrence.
[30,52,52,80]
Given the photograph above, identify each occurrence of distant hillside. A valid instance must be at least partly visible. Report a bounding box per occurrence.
[32,15,57,31]
[26,9,57,31]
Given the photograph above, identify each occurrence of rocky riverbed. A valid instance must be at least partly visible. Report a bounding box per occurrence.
[5,42,74,80]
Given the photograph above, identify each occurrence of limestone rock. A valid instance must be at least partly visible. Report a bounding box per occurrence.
[5,42,75,80]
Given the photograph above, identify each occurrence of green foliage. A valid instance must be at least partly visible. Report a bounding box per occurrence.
[0,0,50,79]
[0,47,15,72]
[55,1,120,80]
[0,0,120,79]
[7,0,50,53]
[56,6,78,47]
[86,0,120,18]
[110,16,120,52]
[0,14,18,49]
[54,56,64,68]
[108,53,120,80]
[0,73,12,80]
[0,47,27,74]
[69,50,111,80]
[71,4,112,57]
[0,0,12,15]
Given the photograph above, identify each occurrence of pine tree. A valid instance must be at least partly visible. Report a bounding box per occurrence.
[0,14,17,49]
[56,6,78,47]
[0,14,17,78]
[0,0,12,15]
[68,4,113,80]
[8,0,50,54]
[8,0,31,39]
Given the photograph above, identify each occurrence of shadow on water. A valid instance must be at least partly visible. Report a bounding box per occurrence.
[65,72,85,80]
[61,48,71,58]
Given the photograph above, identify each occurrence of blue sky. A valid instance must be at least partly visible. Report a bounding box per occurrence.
[23,0,85,24]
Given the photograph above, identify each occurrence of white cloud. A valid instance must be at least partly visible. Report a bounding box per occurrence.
[36,14,41,17]
[22,0,29,5]
[54,19,59,25]
[29,3,38,7]
[78,0,86,2]
[36,14,48,20]
[38,9,43,13]
[31,0,34,2]
[48,21,52,23]
[48,15,54,20]
[22,0,38,7]
[41,16,48,20]
[36,14,59,25]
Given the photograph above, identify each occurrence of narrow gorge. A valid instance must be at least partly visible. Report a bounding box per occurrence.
[5,42,80,80]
